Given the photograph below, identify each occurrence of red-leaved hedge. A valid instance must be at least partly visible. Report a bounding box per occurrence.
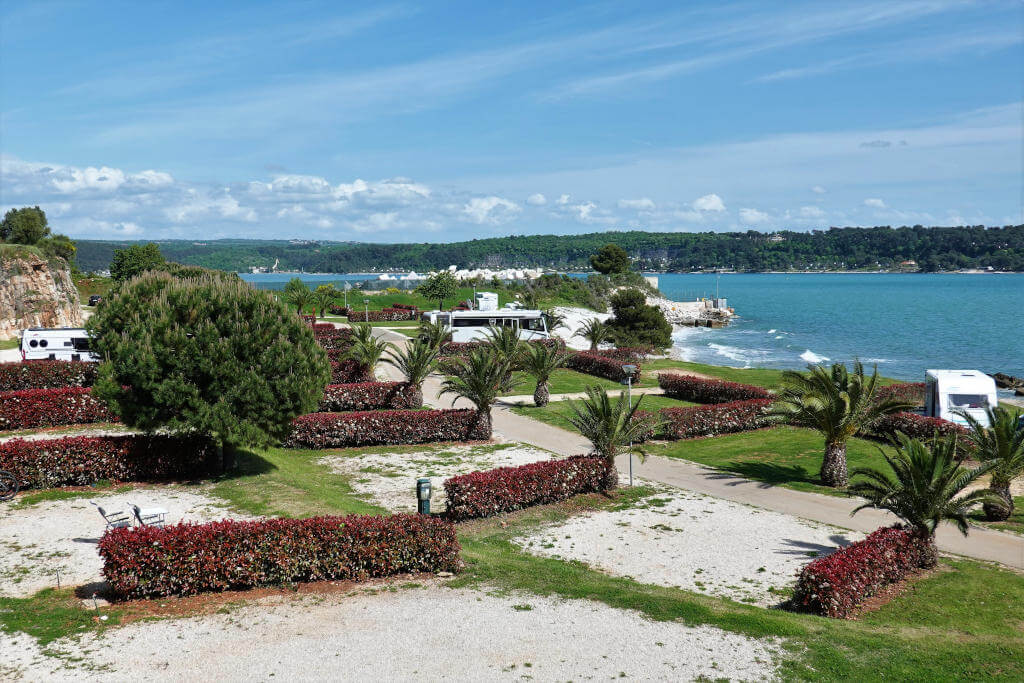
[347,308,418,322]
[319,382,417,411]
[328,305,349,316]
[874,382,926,406]
[330,360,372,383]
[591,346,651,362]
[0,434,218,490]
[658,373,772,403]
[870,411,968,443]
[0,387,116,431]
[285,409,488,448]
[791,525,928,618]
[99,514,460,599]
[444,456,611,520]
[314,327,354,351]
[659,399,773,439]
[0,361,99,391]
[565,351,642,382]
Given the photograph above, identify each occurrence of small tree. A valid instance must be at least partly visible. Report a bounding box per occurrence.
[440,348,509,438]
[385,338,439,408]
[1,206,50,244]
[959,406,1024,521]
[346,324,393,377]
[313,284,337,319]
[849,434,999,567]
[417,271,459,310]
[606,288,671,349]
[88,272,330,467]
[575,318,611,351]
[109,243,166,282]
[483,325,524,391]
[566,386,652,489]
[418,319,452,351]
[520,342,571,406]
[542,309,567,334]
[284,279,314,315]
[590,244,630,274]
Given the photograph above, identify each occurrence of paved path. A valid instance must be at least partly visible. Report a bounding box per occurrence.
[497,386,665,406]
[374,328,1024,570]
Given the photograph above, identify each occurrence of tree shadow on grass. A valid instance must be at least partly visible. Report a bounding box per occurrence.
[704,461,818,489]
[211,448,278,482]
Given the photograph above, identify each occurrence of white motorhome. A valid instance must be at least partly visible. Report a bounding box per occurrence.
[924,369,997,427]
[20,328,99,362]
[422,306,549,343]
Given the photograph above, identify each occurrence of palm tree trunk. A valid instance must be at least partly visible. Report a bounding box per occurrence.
[534,381,550,407]
[983,483,1013,522]
[917,532,939,569]
[820,440,849,488]
[471,409,492,440]
[602,456,619,490]
[406,383,424,409]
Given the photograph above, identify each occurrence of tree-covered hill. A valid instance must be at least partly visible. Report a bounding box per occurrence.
[73,225,1024,274]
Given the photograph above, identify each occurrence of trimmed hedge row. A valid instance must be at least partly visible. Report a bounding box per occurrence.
[328,305,349,316]
[439,339,561,360]
[791,525,927,618]
[319,382,417,412]
[331,360,372,384]
[99,514,461,599]
[874,382,926,406]
[591,346,650,362]
[284,409,488,448]
[0,387,116,431]
[870,411,968,443]
[0,434,218,490]
[658,373,772,403]
[0,361,99,391]
[314,327,354,351]
[660,399,773,439]
[565,351,642,382]
[444,456,611,520]
[347,308,418,322]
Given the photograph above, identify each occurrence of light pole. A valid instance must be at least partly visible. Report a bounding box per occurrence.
[364,298,369,321]
[622,364,637,487]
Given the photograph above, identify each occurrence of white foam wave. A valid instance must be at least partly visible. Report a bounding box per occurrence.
[774,335,784,339]
[800,349,830,363]
[767,329,776,334]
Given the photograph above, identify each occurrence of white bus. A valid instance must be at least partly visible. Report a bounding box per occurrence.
[924,369,997,427]
[20,328,99,362]
[422,308,549,343]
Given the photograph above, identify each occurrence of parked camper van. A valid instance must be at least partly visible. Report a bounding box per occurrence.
[20,328,99,362]
[422,306,549,343]
[924,369,998,427]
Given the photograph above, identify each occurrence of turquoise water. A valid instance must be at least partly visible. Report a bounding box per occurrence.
[656,273,1023,380]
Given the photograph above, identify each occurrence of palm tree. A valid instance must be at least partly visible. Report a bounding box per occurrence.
[574,318,610,351]
[440,348,511,438]
[566,386,654,490]
[958,406,1024,521]
[345,324,393,378]
[849,434,999,567]
[483,324,523,391]
[417,319,451,351]
[285,285,314,316]
[520,342,571,406]
[385,338,439,408]
[313,284,337,319]
[543,309,567,334]
[770,361,915,487]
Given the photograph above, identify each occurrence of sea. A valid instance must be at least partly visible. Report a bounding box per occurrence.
[242,272,1023,382]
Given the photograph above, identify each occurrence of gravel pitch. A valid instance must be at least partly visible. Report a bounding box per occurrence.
[0,489,245,597]
[514,486,862,606]
[321,442,555,513]
[1,585,779,681]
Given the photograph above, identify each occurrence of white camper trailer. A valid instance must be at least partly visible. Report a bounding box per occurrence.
[421,308,549,343]
[924,369,998,427]
[474,292,499,312]
[20,328,99,362]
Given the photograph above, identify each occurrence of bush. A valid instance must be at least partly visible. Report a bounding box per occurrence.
[659,399,773,439]
[606,288,672,349]
[330,360,373,383]
[658,373,772,403]
[0,387,115,431]
[593,347,651,362]
[99,514,460,599]
[328,305,349,316]
[311,322,335,331]
[445,456,611,520]
[284,409,489,448]
[565,351,642,382]
[314,327,354,351]
[0,434,218,490]
[874,382,926,406]
[319,382,417,411]
[870,411,968,443]
[791,525,927,618]
[347,308,418,322]
[0,361,98,391]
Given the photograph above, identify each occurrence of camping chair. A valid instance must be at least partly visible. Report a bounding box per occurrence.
[132,504,167,528]
[91,501,132,530]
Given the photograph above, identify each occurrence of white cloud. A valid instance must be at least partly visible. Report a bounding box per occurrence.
[692,193,725,212]
[617,197,656,210]
[863,198,887,208]
[811,185,827,194]
[51,166,127,193]
[462,196,521,225]
[526,193,547,205]
[798,206,825,218]
[556,194,571,205]
[739,208,770,225]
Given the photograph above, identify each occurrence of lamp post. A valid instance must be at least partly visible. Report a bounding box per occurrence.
[416,478,432,515]
[622,364,637,487]
[364,298,369,322]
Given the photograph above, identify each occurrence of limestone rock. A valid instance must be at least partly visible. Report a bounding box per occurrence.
[0,253,83,340]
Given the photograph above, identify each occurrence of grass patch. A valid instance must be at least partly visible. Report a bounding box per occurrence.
[72,274,113,304]
[11,484,134,509]
[511,394,696,431]
[646,426,888,496]
[970,496,1024,536]
[501,368,623,397]
[0,588,121,646]
[0,337,19,350]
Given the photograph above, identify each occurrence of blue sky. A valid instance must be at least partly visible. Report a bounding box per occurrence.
[1,0,1021,241]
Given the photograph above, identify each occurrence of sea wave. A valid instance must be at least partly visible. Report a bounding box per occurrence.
[800,349,831,363]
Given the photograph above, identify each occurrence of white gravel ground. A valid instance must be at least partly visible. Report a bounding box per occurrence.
[515,486,862,606]
[0,488,245,597]
[549,306,612,350]
[0,585,780,681]
[322,443,554,513]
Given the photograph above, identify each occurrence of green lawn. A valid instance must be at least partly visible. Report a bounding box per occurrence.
[502,368,623,397]
[0,337,19,350]
[646,425,888,496]
[970,495,1024,536]
[511,394,696,430]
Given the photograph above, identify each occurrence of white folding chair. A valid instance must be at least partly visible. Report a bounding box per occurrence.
[91,501,132,530]
[132,504,167,528]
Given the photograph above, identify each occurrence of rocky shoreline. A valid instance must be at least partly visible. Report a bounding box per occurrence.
[647,295,735,328]
[991,373,1024,396]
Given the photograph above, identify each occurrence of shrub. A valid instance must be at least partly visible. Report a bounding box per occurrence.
[300,314,316,325]
[328,305,349,316]
[658,373,772,403]
[606,288,672,349]
[791,525,927,618]
[311,322,336,331]
[444,456,611,520]
[659,399,773,439]
[330,360,373,384]
[565,351,642,382]
[284,409,488,448]
[0,434,218,490]
[99,514,460,599]
[0,387,115,431]
[314,327,354,351]
[875,382,926,406]
[319,382,417,411]
[0,361,98,391]
[871,412,968,443]
[593,346,651,362]
[347,308,418,322]
[439,339,560,361]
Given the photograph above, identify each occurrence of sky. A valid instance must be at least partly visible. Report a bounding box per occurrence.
[1,0,1022,242]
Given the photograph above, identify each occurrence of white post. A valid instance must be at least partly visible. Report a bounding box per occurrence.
[627,374,633,487]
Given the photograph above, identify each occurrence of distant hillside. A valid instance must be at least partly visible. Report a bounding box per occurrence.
[73,225,1024,273]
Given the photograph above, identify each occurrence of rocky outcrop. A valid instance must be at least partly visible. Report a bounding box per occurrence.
[647,295,734,327]
[0,253,83,339]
